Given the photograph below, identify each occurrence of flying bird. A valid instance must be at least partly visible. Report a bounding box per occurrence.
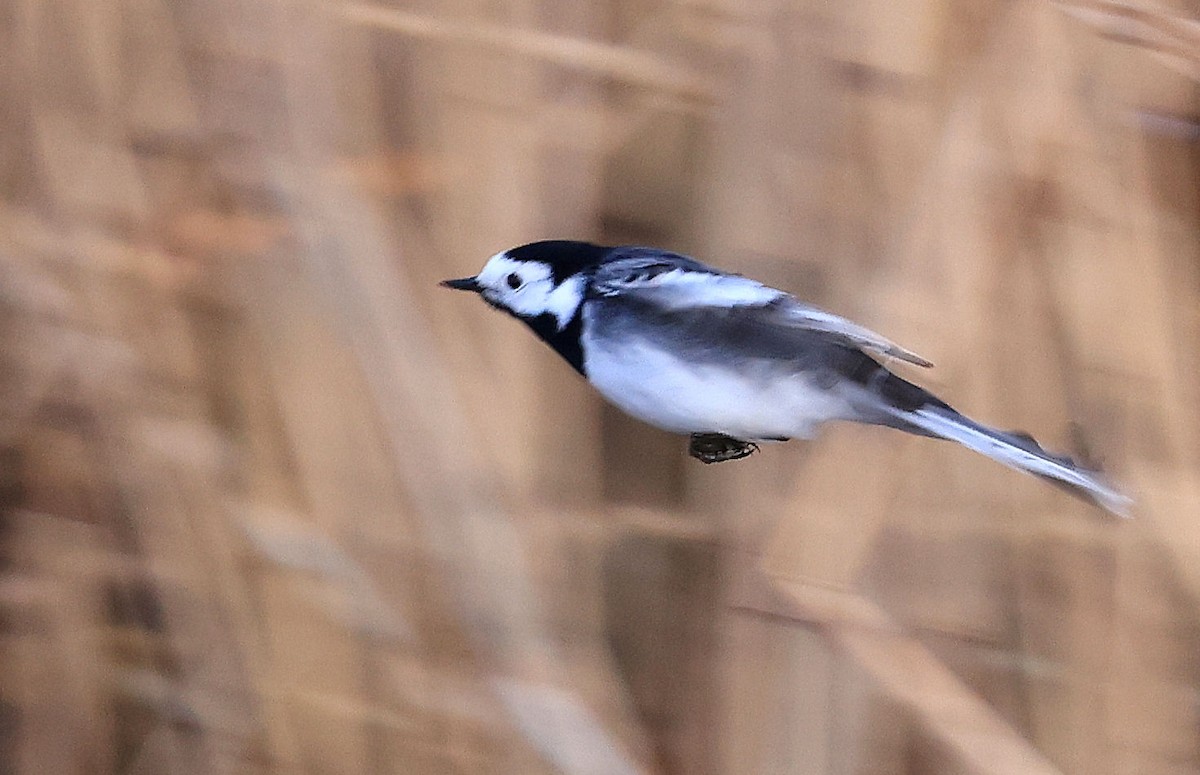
[442,240,1130,516]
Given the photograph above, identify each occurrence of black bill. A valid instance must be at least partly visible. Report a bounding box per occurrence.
[440,276,482,292]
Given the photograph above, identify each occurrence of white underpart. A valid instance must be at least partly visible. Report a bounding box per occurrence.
[903,407,1132,517]
[581,324,852,440]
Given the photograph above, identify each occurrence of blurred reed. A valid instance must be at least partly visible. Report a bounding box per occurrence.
[0,0,1198,773]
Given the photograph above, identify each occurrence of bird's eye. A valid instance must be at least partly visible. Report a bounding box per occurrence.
[505,273,523,290]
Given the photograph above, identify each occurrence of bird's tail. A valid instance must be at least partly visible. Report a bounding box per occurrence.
[885,400,1131,517]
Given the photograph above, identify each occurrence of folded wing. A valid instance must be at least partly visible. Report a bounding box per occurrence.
[591,251,933,368]
[773,301,933,367]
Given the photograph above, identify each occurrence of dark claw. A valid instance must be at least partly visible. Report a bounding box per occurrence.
[689,433,759,464]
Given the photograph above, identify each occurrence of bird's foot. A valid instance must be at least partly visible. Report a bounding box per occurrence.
[689,433,758,464]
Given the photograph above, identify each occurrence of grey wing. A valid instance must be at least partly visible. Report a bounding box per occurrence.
[592,253,933,368]
[590,250,720,294]
[770,297,933,368]
[590,252,785,310]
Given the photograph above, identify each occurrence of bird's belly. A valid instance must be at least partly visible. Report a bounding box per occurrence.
[582,339,851,440]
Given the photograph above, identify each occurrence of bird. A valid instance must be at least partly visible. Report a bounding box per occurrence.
[442,240,1131,516]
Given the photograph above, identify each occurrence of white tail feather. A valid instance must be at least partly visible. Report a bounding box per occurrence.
[900,407,1132,517]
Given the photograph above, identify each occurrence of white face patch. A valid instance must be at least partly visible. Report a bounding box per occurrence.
[474,253,584,330]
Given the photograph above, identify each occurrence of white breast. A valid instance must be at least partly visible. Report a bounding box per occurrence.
[580,327,852,441]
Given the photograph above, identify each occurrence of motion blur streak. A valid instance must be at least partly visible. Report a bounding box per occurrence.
[0,0,1196,773]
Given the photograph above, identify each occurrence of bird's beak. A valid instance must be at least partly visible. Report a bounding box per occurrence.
[440,276,482,293]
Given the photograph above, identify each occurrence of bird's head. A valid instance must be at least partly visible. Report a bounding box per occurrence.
[441,240,608,327]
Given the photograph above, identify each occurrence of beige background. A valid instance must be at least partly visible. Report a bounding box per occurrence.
[1,0,1199,773]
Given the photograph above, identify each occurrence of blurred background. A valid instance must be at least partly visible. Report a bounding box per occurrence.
[1,0,1199,773]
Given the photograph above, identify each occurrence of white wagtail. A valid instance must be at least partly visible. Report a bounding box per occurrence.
[443,240,1130,516]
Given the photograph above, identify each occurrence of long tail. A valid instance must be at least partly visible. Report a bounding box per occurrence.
[888,401,1131,517]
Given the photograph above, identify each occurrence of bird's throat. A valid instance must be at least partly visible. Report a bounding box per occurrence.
[522,310,585,375]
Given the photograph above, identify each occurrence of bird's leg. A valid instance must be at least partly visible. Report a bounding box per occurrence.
[689,433,759,464]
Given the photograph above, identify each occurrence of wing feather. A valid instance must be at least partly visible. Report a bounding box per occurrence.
[774,301,933,367]
[591,252,933,368]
